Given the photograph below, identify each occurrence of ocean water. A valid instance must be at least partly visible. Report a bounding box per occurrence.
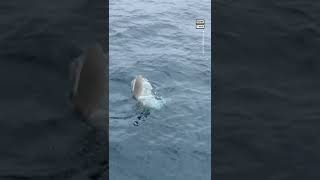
[109,0,211,180]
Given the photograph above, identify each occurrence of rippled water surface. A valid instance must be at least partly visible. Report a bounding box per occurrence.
[109,0,211,179]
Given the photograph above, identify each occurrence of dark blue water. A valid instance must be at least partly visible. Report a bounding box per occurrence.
[109,0,211,179]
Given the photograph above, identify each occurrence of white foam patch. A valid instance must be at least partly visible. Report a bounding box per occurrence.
[134,77,166,110]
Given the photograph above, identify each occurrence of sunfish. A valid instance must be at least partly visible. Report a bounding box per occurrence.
[131,75,165,109]
[69,43,107,130]
[131,75,146,100]
[131,75,153,99]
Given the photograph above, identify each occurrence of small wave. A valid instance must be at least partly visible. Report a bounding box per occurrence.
[138,95,166,110]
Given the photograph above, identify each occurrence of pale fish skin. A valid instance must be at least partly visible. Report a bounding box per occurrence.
[131,75,165,109]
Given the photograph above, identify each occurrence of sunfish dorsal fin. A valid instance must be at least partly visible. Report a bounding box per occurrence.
[132,75,144,99]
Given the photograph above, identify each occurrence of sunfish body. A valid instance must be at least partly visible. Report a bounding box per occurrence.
[70,43,107,130]
[131,75,154,99]
[131,75,147,100]
[131,75,165,109]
